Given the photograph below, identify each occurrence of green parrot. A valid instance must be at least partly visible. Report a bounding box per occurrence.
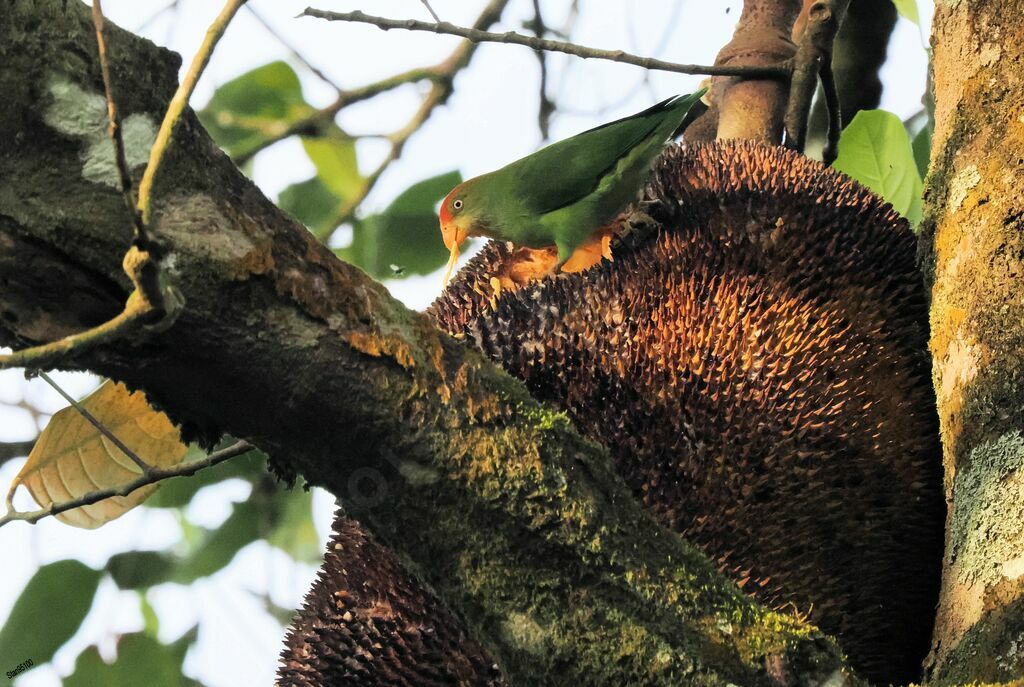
[439,89,707,283]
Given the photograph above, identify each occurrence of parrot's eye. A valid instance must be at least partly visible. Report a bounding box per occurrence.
[452,199,464,211]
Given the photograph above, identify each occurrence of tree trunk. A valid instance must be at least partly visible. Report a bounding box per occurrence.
[919,0,1024,682]
[0,2,854,685]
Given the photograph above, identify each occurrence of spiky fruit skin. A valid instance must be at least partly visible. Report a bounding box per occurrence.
[277,512,503,687]
[430,141,945,686]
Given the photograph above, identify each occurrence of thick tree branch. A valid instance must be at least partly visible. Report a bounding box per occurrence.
[784,0,849,158]
[0,2,855,684]
[698,0,803,142]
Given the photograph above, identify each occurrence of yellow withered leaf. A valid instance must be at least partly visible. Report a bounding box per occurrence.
[10,380,188,528]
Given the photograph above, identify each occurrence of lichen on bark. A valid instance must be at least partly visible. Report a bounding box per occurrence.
[918,0,1024,682]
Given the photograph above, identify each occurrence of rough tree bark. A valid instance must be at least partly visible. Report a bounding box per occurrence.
[0,2,855,685]
[918,0,1024,683]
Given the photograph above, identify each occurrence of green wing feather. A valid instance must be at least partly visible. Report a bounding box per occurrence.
[505,92,705,216]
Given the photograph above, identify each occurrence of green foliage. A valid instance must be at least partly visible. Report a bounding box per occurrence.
[201,60,460,278]
[338,171,463,279]
[0,560,101,670]
[198,61,316,159]
[64,631,198,687]
[891,0,919,25]
[833,109,924,226]
[107,479,320,590]
[302,127,362,202]
[278,175,343,238]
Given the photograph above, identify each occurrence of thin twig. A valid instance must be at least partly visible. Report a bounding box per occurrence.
[317,0,512,237]
[92,0,149,248]
[0,294,154,371]
[0,440,254,527]
[38,372,150,472]
[820,59,841,165]
[300,8,792,80]
[136,0,181,34]
[419,0,441,23]
[246,5,340,91]
[232,66,443,166]
[138,0,249,228]
[529,0,554,140]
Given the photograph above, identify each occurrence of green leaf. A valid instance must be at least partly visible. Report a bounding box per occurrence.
[139,593,160,638]
[912,124,932,180]
[64,633,193,687]
[173,499,267,583]
[278,175,342,238]
[0,560,101,670]
[107,551,175,590]
[198,61,316,159]
[302,126,363,203]
[338,171,462,278]
[833,110,923,226]
[109,495,271,590]
[891,0,919,24]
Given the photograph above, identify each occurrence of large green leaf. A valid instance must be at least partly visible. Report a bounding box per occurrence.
[833,110,923,226]
[278,175,342,238]
[198,61,316,159]
[64,632,197,687]
[891,0,919,24]
[302,125,363,203]
[338,171,462,278]
[106,550,176,590]
[0,560,101,670]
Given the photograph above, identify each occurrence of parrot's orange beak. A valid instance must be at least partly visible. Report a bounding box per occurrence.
[440,222,468,252]
[439,206,470,286]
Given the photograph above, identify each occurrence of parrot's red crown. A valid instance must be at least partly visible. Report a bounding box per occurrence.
[439,188,457,227]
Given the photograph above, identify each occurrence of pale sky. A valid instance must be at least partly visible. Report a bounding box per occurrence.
[1,1,932,685]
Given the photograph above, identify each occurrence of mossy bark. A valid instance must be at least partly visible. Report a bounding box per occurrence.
[0,1,856,685]
[918,0,1024,682]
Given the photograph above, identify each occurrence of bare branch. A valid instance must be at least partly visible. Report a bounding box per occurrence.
[0,293,156,371]
[246,4,341,92]
[300,8,792,80]
[529,0,554,139]
[232,65,444,166]
[784,0,849,153]
[137,0,248,227]
[0,440,254,527]
[418,0,441,23]
[92,0,148,247]
[820,59,842,164]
